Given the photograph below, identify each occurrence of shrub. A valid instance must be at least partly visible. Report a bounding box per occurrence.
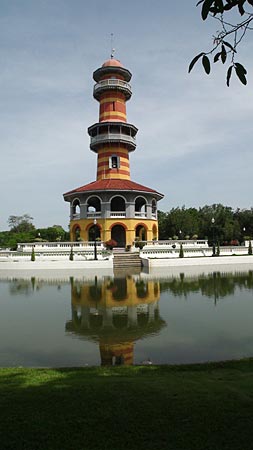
[248,241,252,255]
[179,244,184,258]
[105,239,117,250]
[216,242,220,256]
[69,246,74,261]
[31,246,35,261]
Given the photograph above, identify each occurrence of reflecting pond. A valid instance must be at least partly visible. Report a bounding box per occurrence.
[0,269,253,366]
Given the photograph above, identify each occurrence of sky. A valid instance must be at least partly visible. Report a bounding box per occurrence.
[1,0,253,231]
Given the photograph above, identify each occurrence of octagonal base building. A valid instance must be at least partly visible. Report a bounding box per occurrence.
[63,57,164,247]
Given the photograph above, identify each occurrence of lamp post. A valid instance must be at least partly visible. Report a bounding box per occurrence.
[242,227,246,246]
[211,217,215,256]
[179,230,182,241]
[93,218,97,260]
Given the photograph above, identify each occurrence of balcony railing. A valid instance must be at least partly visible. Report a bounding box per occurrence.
[90,133,136,149]
[110,212,126,218]
[94,79,132,99]
[135,212,147,218]
[72,213,80,220]
[87,212,101,218]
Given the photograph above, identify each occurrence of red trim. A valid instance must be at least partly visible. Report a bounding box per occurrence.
[135,223,148,230]
[97,168,130,176]
[85,222,102,232]
[97,161,129,168]
[98,151,129,158]
[110,222,128,230]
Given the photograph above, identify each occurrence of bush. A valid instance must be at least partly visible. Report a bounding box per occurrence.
[248,241,252,255]
[31,246,35,261]
[69,246,74,261]
[105,239,117,250]
[179,244,184,258]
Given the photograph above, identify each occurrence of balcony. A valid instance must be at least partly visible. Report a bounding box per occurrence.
[110,212,126,218]
[72,213,80,220]
[90,133,136,151]
[93,79,132,100]
[87,212,101,219]
[135,212,147,218]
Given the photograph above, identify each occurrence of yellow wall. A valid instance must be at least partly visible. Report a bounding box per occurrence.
[71,278,160,308]
[70,217,159,245]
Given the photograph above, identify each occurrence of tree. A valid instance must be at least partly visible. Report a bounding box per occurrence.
[8,214,35,233]
[189,0,253,85]
[37,225,66,242]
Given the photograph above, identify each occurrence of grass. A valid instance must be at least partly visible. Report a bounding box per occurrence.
[1,359,253,450]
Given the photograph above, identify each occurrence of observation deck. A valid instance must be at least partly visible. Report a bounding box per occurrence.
[93,79,132,101]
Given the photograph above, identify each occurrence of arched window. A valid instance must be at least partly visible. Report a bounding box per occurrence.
[87,196,101,218]
[88,224,101,241]
[152,199,157,217]
[135,224,147,241]
[109,155,120,169]
[110,196,126,213]
[72,199,80,219]
[73,225,81,241]
[135,197,147,217]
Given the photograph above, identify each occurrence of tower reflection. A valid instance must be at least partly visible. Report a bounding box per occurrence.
[66,276,166,366]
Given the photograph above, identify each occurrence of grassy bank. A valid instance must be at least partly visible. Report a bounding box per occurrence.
[1,359,253,450]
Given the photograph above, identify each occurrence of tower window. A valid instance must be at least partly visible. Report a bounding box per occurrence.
[109,155,120,169]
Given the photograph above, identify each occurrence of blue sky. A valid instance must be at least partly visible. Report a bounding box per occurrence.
[1,0,253,231]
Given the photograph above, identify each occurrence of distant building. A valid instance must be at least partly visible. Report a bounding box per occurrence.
[63,57,163,246]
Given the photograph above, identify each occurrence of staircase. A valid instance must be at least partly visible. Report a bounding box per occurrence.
[113,248,142,271]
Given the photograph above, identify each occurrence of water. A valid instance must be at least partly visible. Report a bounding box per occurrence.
[0,269,253,366]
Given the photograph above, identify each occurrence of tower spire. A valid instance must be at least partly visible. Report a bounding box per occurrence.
[110,33,115,59]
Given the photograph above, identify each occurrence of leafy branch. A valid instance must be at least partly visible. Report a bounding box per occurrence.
[189,0,253,85]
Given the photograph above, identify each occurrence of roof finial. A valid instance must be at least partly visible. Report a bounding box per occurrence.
[110,33,115,59]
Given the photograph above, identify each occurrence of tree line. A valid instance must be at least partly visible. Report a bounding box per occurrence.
[158,204,253,244]
[0,205,252,250]
[0,214,69,250]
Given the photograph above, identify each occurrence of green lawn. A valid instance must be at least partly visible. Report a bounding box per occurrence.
[1,360,253,450]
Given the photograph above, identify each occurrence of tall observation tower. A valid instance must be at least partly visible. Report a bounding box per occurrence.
[63,57,164,247]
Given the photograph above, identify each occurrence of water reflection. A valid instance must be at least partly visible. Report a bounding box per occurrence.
[1,269,253,366]
[159,270,253,304]
[66,276,166,366]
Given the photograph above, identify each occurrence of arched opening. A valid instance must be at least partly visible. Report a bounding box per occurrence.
[73,225,81,241]
[111,278,128,301]
[152,224,157,240]
[111,224,126,247]
[72,199,80,219]
[152,199,157,217]
[88,224,101,241]
[110,196,126,215]
[135,224,147,241]
[135,280,149,299]
[87,196,101,217]
[135,197,147,217]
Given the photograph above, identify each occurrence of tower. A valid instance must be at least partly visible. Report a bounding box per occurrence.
[63,57,164,246]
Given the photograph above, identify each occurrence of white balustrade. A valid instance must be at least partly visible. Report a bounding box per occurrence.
[90,133,136,146]
[135,212,147,218]
[87,212,101,218]
[110,212,126,218]
[94,79,131,92]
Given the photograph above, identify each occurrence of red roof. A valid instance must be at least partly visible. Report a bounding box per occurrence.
[64,179,163,198]
[102,58,123,68]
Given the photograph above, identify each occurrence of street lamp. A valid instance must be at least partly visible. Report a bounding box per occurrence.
[211,217,215,256]
[179,230,182,240]
[93,218,98,260]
